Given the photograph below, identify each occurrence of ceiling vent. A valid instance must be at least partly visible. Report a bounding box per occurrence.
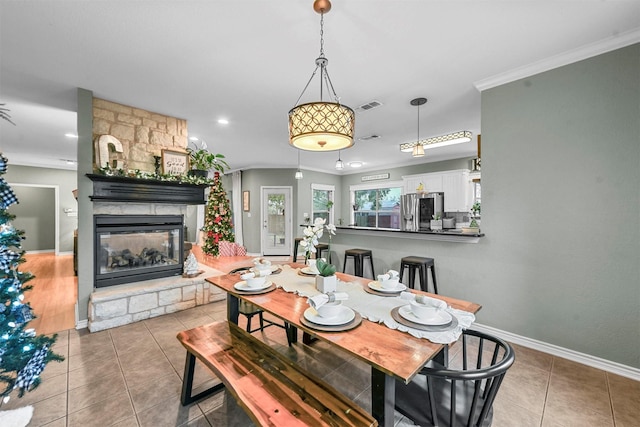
[357,100,382,111]
[359,135,381,141]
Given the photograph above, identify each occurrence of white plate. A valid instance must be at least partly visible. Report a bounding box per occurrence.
[368,281,407,293]
[301,267,319,275]
[303,306,355,326]
[398,305,452,326]
[233,280,272,291]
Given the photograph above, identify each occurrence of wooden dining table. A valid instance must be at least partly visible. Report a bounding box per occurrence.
[206,262,481,427]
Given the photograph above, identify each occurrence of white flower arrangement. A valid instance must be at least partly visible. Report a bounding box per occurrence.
[299,217,336,261]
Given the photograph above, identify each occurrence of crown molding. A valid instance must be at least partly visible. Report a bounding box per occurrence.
[474,28,640,92]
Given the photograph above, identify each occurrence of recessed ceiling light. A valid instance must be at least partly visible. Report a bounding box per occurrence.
[349,161,363,168]
[65,133,78,138]
[217,119,229,125]
[189,136,199,141]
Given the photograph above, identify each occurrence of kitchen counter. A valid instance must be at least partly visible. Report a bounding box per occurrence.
[334,226,484,243]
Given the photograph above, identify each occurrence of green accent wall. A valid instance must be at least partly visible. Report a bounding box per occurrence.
[480,43,639,367]
[4,165,77,252]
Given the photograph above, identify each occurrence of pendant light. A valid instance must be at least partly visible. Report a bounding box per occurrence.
[295,149,303,180]
[288,0,355,152]
[335,150,344,170]
[400,130,473,153]
[410,98,427,157]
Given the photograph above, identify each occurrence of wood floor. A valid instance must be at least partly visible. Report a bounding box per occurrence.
[22,253,77,335]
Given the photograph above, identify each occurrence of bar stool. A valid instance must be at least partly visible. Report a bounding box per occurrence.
[293,239,330,263]
[293,237,303,262]
[315,243,330,263]
[399,256,438,294]
[343,248,375,278]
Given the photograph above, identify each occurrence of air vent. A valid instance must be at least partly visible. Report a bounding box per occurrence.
[357,100,382,111]
[359,135,381,141]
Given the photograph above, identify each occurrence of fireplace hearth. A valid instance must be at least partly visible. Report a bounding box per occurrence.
[94,215,184,288]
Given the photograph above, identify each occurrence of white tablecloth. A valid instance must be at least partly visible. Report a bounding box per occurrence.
[274,265,475,344]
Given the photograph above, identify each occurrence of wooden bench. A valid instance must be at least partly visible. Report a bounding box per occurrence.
[177,321,377,427]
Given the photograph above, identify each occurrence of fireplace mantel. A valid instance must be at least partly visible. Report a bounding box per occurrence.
[87,174,208,204]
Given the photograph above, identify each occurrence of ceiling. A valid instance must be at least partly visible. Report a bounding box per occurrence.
[1,1,639,175]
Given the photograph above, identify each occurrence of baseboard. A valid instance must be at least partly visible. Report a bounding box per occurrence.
[75,319,88,330]
[25,249,55,254]
[473,323,640,381]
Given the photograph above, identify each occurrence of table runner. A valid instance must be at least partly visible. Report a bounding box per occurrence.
[274,265,474,344]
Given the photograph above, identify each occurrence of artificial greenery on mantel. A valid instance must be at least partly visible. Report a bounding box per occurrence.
[95,164,214,186]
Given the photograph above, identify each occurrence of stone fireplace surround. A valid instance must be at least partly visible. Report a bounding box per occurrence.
[88,201,225,332]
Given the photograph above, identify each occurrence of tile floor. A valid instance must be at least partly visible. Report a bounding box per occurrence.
[1,300,638,427]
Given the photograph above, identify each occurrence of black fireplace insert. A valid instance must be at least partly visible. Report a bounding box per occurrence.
[94,215,184,288]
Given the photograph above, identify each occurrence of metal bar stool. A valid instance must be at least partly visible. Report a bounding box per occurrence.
[292,237,303,262]
[315,243,330,263]
[399,256,438,294]
[342,248,375,278]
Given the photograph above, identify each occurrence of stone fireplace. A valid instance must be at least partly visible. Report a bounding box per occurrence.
[87,179,225,333]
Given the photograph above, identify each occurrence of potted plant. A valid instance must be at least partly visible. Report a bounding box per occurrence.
[315,258,337,293]
[186,147,229,178]
[430,213,443,231]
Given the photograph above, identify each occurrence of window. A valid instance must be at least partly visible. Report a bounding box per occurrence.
[311,184,334,224]
[350,182,402,229]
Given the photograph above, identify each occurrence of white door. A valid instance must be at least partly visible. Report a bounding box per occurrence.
[261,187,292,256]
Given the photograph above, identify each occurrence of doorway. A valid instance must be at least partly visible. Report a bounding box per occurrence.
[261,186,292,256]
[9,184,59,254]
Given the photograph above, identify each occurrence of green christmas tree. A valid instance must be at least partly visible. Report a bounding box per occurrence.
[0,154,64,401]
[201,172,235,256]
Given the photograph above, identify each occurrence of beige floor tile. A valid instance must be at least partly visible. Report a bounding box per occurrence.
[180,414,213,427]
[136,394,203,427]
[122,354,176,389]
[551,357,607,386]
[40,356,68,379]
[510,342,553,372]
[117,344,165,367]
[28,392,67,427]
[68,355,122,390]
[542,396,614,427]
[1,372,67,408]
[68,329,113,356]
[492,360,549,416]
[41,416,67,427]
[608,373,640,427]
[547,374,612,417]
[68,343,117,371]
[203,390,256,427]
[67,393,135,427]
[128,371,183,413]
[67,370,127,413]
[111,416,141,427]
[493,393,543,427]
[323,355,371,400]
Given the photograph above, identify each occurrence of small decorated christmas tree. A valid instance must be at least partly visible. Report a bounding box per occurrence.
[201,172,234,256]
[0,153,64,401]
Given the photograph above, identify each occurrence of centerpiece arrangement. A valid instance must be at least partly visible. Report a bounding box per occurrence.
[300,217,337,292]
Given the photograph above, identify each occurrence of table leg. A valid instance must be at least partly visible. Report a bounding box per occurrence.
[227,294,239,325]
[371,367,395,427]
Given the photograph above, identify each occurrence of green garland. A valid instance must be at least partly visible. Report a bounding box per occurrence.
[95,165,215,185]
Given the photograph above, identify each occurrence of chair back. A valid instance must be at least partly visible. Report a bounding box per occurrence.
[395,329,515,427]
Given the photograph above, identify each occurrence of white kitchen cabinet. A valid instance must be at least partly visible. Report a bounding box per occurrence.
[403,174,442,194]
[441,170,473,212]
[403,169,472,212]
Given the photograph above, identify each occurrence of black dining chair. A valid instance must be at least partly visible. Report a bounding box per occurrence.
[229,267,294,345]
[395,329,515,427]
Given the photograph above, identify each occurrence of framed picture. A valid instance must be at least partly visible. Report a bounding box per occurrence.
[161,149,189,175]
[243,191,250,211]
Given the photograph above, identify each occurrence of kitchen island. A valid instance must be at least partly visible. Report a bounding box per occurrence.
[335,226,484,243]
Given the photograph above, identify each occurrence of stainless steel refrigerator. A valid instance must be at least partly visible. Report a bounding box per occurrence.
[400,194,419,231]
